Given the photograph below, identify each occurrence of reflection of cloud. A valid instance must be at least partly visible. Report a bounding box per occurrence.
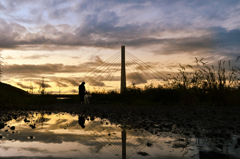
[89,144,104,154]
[0,146,11,151]
[20,147,48,154]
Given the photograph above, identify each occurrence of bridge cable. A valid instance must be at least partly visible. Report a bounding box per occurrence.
[126,130,159,158]
[88,53,120,91]
[81,52,120,86]
[127,134,159,159]
[127,51,168,80]
[126,53,155,85]
[61,52,120,93]
[126,53,157,85]
[126,52,164,81]
[105,59,121,92]
[125,58,146,86]
[93,55,120,89]
[83,52,120,83]
[125,58,140,86]
[85,53,120,86]
[126,52,151,83]
[85,119,122,156]
[59,52,119,93]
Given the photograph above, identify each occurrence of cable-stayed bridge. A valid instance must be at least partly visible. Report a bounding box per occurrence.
[57,46,167,95]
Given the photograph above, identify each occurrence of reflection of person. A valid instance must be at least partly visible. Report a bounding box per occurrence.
[78,116,85,129]
[78,82,86,103]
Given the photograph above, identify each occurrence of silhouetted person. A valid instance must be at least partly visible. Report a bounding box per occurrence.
[78,82,86,103]
[78,116,85,129]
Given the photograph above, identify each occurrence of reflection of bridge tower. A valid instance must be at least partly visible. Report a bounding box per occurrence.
[80,117,158,159]
[122,127,126,159]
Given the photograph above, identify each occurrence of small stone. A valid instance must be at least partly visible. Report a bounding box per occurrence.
[10,126,15,130]
[215,144,223,149]
[24,118,30,123]
[172,143,186,148]
[146,143,153,147]
[199,150,237,159]
[28,136,35,139]
[137,152,149,156]
[0,123,5,129]
[237,138,240,145]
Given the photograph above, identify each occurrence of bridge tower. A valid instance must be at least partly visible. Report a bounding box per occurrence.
[121,45,126,93]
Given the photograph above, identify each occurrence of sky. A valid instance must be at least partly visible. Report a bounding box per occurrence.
[0,0,240,93]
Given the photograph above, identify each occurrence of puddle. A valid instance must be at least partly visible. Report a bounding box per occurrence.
[0,111,240,159]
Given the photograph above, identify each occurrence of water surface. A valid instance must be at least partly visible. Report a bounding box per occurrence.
[0,111,239,158]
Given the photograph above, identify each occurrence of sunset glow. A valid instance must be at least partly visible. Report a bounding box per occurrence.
[1,0,240,94]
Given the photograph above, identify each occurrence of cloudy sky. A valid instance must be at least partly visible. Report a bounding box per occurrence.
[1,0,240,93]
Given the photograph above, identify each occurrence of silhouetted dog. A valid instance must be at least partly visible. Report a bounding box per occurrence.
[84,94,92,104]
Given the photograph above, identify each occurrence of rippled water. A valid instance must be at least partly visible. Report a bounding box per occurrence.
[0,111,239,159]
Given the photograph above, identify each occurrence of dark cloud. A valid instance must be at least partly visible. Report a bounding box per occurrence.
[0,1,239,62]
[127,72,147,84]
[149,27,240,60]
[134,62,160,70]
[4,55,14,59]
[48,8,70,20]
[55,81,68,87]
[60,78,79,86]
[0,2,6,10]
[70,89,78,93]
[1,17,239,61]
[3,63,90,75]
[34,81,51,88]
[91,55,104,64]
[21,54,51,59]
[16,82,32,89]
[152,36,214,55]
[4,63,65,74]
[85,77,105,86]
[0,19,26,49]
